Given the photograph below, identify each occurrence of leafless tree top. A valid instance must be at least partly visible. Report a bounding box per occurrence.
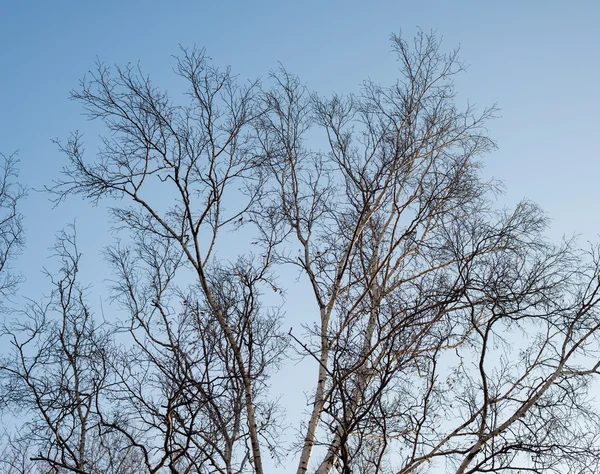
[2,32,600,474]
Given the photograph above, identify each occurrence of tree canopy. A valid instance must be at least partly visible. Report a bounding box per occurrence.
[2,32,600,474]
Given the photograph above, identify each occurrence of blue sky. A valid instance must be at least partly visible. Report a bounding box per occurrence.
[1,0,599,467]
[2,2,599,270]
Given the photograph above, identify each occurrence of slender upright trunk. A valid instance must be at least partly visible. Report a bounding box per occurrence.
[314,278,381,474]
[296,307,331,474]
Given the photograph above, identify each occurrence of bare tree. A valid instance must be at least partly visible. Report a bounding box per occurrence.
[2,31,600,474]
[0,152,25,299]
[49,48,288,474]
[0,227,142,474]
[253,32,600,473]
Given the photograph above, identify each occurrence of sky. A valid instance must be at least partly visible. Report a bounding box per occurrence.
[2,1,599,274]
[1,0,599,469]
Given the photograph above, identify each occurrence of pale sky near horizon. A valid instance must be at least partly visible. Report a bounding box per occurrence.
[1,1,599,469]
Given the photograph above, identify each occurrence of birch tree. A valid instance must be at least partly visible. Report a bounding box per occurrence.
[2,31,600,474]
[256,33,600,473]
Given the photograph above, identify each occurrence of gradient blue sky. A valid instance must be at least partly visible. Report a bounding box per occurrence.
[1,0,599,465]
[2,2,599,272]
